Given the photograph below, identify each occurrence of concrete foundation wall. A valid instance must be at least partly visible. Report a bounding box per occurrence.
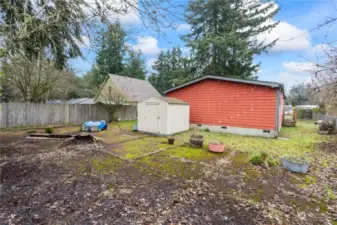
[190,123,278,138]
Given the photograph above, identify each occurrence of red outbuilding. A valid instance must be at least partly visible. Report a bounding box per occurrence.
[165,75,285,137]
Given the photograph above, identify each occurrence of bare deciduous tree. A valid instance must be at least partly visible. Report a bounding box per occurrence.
[2,53,64,102]
[97,83,127,121]
[308,47,337,114]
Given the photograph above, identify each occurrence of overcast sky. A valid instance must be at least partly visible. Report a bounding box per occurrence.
[69,0,337,91]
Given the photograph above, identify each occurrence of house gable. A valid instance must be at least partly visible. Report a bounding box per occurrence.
[94,76,127,103]
[95,74,162,104]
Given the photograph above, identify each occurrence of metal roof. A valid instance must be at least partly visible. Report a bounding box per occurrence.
[47,100,64,104]
[109,74,161,102]
[164,75,284,94]
[294,105,318,109]
[66,98,95,104]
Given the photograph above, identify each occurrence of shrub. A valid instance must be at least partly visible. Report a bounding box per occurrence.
[260,151,268,161]
[267,158,279,167]
[45,126,54,134]
[26,130,37,134]
[249,155,264,165]
[312,107,320,114]
[249,152,278,167]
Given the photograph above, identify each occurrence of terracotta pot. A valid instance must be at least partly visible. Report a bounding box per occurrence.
[208,142,225,153]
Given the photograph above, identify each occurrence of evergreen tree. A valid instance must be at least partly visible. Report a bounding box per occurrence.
[121,50,146,80]
[148,48,195,94]
[73,72,98,98]
[92,22,126,87]
[287,83,310,106]
[184,0,279,79]
[0,0,85,69]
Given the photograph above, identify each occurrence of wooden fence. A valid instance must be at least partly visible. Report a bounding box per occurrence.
[0,102,137,128]
[313,113,337,132]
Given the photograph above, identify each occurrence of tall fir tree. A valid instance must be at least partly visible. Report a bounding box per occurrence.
[183,0,279,79]
[92,22,126,87]
[148,48,195,94]
[121,50,146,80]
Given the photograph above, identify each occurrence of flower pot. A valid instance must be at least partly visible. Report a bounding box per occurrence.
[208,142,225,153]
[280,156,309,174]
[189,135,204,147]
[168,137,175,145]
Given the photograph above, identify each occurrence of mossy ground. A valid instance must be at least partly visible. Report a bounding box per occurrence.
[136,153,204,179]
[111,137,173,159]
[93,127,141,144]
[76,155,124,175]
[162,145,228,161]
[173,121,334,162]
[92,121,145,144]
[109,120,137,131]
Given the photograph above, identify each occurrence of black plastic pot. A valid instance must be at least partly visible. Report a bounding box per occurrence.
[168,137,175,145]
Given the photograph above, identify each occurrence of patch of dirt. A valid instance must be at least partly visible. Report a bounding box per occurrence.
[318,139,337,154]
[1,133,336,224]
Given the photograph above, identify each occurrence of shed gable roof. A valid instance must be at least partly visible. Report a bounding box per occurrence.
[164,75,284,94]
[158,97,189,105]
[142,97,189,105]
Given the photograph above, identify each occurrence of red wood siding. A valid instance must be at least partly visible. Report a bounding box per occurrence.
[166,79,277,130]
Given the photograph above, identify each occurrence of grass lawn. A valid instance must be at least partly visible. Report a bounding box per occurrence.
[108,120,137,132]
[112,137,173,159]
[172,120,334,164]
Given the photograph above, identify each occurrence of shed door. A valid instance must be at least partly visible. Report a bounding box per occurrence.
[145,102,160,133]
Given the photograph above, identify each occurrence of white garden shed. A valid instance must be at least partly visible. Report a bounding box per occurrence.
[137,97,190,135]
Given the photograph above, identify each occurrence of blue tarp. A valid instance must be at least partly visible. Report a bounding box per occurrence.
[81,120,107,132]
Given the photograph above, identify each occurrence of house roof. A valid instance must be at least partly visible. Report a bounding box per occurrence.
[66,98,95,104]
[78,98,96,104]
[109,74,161,102]
[158,97,189,105]
[294,105,318,109]
[47,100,64,104]
[164,75,284,94]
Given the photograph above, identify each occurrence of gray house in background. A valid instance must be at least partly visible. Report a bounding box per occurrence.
[48,75,160,106]
[94,74,161,105]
